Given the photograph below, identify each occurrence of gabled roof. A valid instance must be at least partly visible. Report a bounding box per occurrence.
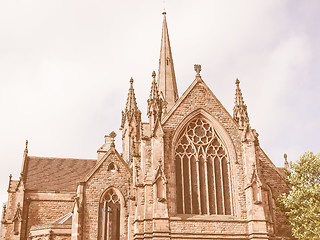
[24,156,96,192]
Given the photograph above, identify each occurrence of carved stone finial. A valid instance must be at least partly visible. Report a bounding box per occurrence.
[25,140,28,149]
[235,78,240,86]
[109,131,117,148]
[9,174,12,180]
[130,77,134,85]
[284,153,290,171]
[194,64,201,77]
[152,71,156,79]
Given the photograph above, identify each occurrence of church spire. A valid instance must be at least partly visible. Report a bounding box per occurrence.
[157,12,178,112]
[121,78,141,129]
[233,78,249,128]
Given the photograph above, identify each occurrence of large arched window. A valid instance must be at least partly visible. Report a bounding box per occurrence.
[98,189,120,240]
[175,117,231,215]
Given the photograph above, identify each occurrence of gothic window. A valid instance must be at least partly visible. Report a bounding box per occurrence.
[175,117,231,215]
[98,189,121,240]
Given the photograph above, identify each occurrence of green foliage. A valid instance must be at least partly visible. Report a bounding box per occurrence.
[276,152,320,240]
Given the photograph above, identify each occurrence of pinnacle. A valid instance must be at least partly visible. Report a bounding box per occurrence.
[148,71,163,120]
[233,78,249,128]
[121,78,141,128]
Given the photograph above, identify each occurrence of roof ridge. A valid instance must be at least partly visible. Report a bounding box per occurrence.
[28,156,96,161]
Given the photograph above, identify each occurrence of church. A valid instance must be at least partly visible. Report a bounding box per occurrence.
[1,12,293,240]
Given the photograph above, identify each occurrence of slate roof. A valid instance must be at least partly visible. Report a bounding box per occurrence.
[24,156,96,192]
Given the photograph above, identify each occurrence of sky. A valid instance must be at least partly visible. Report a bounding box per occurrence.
[0,0,319,210]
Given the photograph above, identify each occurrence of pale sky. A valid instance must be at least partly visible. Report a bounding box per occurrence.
[0,0,319,210]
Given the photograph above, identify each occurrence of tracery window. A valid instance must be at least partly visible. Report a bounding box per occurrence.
[175,117,231,215]
[98,189,120,240]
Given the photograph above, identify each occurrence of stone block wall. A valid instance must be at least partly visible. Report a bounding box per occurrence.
[82,150,131,240]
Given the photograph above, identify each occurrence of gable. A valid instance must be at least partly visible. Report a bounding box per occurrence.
[84,148,132,183]
[162,78,241,150]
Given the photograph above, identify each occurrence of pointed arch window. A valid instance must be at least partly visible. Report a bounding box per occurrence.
[175,117,231,215]
[98,189,120,240]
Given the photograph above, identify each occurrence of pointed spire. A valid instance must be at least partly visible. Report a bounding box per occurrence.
[121,78,141,128]
[148,71,163,124]
[158,12,178,112]
[233,78,249,128]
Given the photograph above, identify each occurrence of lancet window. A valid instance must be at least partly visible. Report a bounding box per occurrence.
[98,189,120,240]
[175,117,231,215]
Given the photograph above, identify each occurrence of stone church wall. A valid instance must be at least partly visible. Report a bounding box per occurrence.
[82,151,131,240]
[26,198,73,235]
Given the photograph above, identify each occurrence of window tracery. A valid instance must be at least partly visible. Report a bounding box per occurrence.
[99,189,120,240]
[175,117,231,215]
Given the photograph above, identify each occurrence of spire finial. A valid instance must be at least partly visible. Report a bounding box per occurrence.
[130,77,134,87]
[235,78,240,86]
[25,140,28,151]
[152,71,156,79]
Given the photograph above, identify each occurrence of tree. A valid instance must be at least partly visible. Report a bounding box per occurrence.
[277,152,320,240]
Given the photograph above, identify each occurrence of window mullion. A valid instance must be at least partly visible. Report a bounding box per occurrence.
[219,156,225,215]
[195,147,202,215]
[180,155,185,214]
[188,154,193,214]
[204,149,210,214]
